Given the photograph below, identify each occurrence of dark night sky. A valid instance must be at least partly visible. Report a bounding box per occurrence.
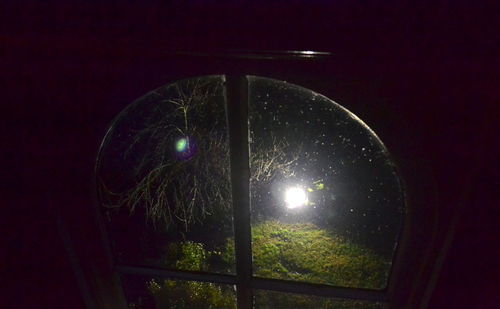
[249,77,404,256]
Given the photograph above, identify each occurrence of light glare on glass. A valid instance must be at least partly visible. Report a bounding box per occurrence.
[176,137,188,152]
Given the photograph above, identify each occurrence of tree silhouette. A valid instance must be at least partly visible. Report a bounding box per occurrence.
[98,77,299,231]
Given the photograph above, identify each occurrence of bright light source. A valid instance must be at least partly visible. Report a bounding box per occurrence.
[285,187,308,209]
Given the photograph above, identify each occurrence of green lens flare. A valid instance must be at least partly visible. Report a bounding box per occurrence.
[176,138,188,152]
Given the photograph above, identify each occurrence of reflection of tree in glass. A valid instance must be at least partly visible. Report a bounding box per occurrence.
[99,78,298,232]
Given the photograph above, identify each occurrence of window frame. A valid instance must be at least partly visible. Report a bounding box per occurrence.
[98,69,404,309]
[54,50,446,309]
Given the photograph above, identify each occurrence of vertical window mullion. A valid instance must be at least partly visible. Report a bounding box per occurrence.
[226,75,253,309]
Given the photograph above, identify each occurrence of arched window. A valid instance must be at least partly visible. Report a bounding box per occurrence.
[96,75,405,308]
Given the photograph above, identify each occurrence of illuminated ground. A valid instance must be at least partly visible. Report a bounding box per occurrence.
[130,221,388,308]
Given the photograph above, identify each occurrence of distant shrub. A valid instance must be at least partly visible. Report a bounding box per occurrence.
[146,279,236,309]
[164,241,207,271]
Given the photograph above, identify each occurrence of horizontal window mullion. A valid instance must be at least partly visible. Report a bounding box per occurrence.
[251,277,388,302]
[116,265,388,303]
[116,265,237,285]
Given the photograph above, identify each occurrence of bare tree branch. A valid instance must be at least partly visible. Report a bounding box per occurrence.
[99,78,300,232]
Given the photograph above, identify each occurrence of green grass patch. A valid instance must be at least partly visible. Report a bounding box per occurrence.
[137,220,389,308]
[251,220,389,289]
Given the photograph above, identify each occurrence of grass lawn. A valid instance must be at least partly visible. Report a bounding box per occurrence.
[250,220,388,289]
[137,220,388,308]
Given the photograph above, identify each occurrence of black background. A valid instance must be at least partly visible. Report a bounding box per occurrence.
[2,1,498,308]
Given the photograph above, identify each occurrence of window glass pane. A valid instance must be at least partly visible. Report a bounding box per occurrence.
[97,76,234,274]
[248,76,404,289]
[253,289,384,309]
[122,275,236,309]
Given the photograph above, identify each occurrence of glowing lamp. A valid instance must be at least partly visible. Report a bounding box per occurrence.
[284,187,308,209]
